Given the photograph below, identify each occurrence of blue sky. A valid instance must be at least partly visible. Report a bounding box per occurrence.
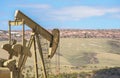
[0,0,120,30]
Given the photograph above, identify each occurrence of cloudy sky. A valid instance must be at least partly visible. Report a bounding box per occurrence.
[0,0,120,30]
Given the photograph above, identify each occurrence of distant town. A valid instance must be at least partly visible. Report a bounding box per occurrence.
[0,29,120,41]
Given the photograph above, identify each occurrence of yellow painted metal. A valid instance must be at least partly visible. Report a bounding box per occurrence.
[0,10,60,78]
[9,21,23,26]
[33,34,39,78]
[36,34,47,78]
[8,21,11,45]
[0,68,10,78]
[15,10,52,42]
[3,59,16,71]
[48,29,60,58]
[14,10,60,60]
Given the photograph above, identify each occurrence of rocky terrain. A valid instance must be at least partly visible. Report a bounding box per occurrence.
[0,29,120,41]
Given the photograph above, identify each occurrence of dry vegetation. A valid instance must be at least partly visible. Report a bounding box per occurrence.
[0,29,120,78]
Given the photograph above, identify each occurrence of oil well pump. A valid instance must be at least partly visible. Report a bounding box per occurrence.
[0,10,60,78]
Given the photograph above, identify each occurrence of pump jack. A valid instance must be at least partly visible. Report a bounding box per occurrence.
[0,10,60,78]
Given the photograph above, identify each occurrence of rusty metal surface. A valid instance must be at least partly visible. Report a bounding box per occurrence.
[0,67,10,78]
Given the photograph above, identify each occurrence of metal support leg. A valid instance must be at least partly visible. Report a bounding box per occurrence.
[33,35,39,78]
[10,72,13,78]
[18,35,34,71]
[8,21,11,45]
[36,34,47,78]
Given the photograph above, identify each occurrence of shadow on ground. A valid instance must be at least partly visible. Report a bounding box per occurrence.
[92,67,120,78]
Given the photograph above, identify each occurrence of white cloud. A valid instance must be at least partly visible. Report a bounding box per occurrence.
[14,4,120,21]
[48,6,120,21]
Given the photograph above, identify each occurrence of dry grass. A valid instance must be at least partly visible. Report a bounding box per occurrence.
[0,38,120,73]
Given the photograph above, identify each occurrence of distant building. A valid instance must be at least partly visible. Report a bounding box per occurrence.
[6,31,21,37]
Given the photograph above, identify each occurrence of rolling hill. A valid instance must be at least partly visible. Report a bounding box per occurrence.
[60,38,120,67]
[0,38,120,71]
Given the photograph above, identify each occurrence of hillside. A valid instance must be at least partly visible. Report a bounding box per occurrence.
[60,38,120,67]
[0,38,120,72]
